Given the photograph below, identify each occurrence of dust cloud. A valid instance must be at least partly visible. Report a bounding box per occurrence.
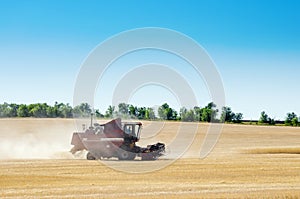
[0,118,203,160]
[0,119,77,159]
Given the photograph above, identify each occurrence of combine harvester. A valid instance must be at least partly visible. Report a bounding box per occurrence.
[70,118,165,160]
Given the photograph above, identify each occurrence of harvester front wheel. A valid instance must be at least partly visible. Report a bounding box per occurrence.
[118,149,136,160]
[87,152,96,160]
[141,153,155,161]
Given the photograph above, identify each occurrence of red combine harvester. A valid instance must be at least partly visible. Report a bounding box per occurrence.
[70,118,165,160]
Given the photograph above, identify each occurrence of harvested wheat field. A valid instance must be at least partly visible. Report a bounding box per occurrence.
[0,118,300,198]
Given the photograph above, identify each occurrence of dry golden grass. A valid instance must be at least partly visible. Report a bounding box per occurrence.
[248,147,300,154]
[0,119,300,198]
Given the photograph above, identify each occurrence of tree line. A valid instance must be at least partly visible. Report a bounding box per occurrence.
[0,102,298,126]
[0,102,77,118]
[258,111,299,127]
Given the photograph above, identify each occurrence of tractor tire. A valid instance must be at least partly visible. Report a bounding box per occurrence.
[87,151,96,160]
[118,149,136,160]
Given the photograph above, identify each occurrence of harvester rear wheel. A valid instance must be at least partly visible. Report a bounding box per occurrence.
[87,152,96,160]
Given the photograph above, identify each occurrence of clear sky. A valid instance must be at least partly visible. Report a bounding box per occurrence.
[0,0,299,120]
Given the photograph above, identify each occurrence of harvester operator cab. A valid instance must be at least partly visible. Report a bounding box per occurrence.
[123,123,142,144]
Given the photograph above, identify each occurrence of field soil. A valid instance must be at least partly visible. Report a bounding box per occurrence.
[0,118,300,198]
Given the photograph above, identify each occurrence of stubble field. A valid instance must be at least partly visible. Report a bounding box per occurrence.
[0,119,299,198]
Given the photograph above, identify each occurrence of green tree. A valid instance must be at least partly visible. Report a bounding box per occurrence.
[44,102,72,118]
[269,118,276,125]
[285,112,297,126]
[95,109,104,118]
[201,102,218,122]
[145,108,156,120]
[53,102,65,117]
[105,105,115,118]
[73,103,92,118]
[186,109,195,122]
[220,107,243,123]
[258,111,275,125]
[158,103,169,120]
[179,107,187,121]
[220,107,235,122]
[158,103,177,120]
[0,103,19,117]
[28,103,48,118]
[128,105,138,117]
[0,103,9,117]
[233,113,243,123]
[259,111,269,124]
[9,103,19,117]
[291,117,299,126]
[180,107,195,122]
[137,107,146,119]
[118,103,129,115]
[60,103,73,118]
[46,105,55,117]
[17,104,29,117]
[194,106,202,121]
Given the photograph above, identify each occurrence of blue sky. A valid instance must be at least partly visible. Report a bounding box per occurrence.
[0,0,299,120]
